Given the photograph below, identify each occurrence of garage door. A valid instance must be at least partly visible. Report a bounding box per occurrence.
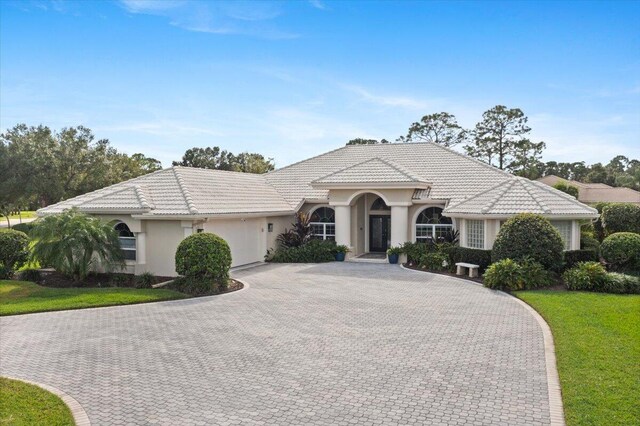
[204,218,266,267]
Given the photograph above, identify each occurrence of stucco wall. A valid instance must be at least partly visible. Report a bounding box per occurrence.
[145,220,186,276]
[266,215,293,252]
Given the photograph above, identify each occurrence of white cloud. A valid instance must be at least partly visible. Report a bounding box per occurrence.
[341,84,431,110]
[308,0,327,10]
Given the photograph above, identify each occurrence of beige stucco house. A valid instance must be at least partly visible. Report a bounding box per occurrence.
[537,175,640,206]
[39,143,599,276]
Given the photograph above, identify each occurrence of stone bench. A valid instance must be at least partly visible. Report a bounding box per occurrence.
[455,262,479,278]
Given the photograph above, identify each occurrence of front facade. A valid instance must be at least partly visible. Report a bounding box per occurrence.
[39,143,599,276]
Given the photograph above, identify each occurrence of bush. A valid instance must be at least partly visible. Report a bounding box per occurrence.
[600,232,640,271]
[484,259,523,290]
[553,182,579,198]
[592,202,612,241]
[564,249,598,269]
[563,262,608,291]
[268,239,336,263]
[419,252,449,271]
[601,203,640,236]
[448,247,492,272]
[602,273,640,294]
[17,268,42,283]
[169,276,221,296]
[135,272,155,289]
[11,222,36,235]
[175,233,232,284]
[492,213,564,270]
[0,229,30,279]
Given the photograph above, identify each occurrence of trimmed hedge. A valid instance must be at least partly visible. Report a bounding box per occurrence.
[601,203,640,236]
[401,241,432,264]
[11,222,36,235]
[563,262,608,291]
[564,249,598,269]
[492,213,564,270]
[268,239,337,263]
[600,232,640,271]
[0,229,29,278]
[420,252,448,271]
[175,233,232,285]
[448,247,492,272]
[484,258,554,291]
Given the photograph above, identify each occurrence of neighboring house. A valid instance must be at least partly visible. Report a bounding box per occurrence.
[39,143,598,276]
[537,175,640,206]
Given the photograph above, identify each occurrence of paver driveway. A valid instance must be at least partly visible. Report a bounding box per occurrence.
[0,263,552,425]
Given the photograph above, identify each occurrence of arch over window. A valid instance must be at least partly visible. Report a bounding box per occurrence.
[114,222,136,261]
[309,207,335,240]
[415,207,453,243]
[370,197,390,211]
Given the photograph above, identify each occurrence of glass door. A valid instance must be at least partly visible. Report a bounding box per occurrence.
[369,215,390,252]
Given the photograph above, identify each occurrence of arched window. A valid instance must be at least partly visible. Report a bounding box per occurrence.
[309,207,335,240]
[415,207,453,243]
[114,222,136,261]
[370,197,390,211]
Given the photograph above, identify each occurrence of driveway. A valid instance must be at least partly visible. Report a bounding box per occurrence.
[0,263,552,425]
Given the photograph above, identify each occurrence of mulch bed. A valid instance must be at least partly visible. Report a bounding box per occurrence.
[402,263,485,285]
[32,270,176,288]
[165,277,244,296]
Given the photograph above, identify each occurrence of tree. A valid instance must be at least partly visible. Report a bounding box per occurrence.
[397,112,467,146]
[29,209,124,282]
[346,138,390,145]
[509,139,546,178]
[464,105,544,172]
[553,182,579,198]
[173,147,274,173]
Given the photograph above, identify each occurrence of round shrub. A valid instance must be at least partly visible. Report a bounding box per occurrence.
[562,262,607,291]
[484,259,523,290]
[601,203,640,236]
[492,213,564,270]
[0,229,29,278]
[175,233,232,283]
[600,232,640,271]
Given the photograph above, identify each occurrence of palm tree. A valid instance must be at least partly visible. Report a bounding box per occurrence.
[30,209,124,282]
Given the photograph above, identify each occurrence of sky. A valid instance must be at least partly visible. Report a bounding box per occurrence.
[1,0,639,168]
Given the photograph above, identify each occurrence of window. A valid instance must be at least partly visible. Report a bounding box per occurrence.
[114,222,136,261]
[551,220,572,250]
[370,197,390,211]
[415,207,453,243]
[466,219,484,249]
[310,207,335,241]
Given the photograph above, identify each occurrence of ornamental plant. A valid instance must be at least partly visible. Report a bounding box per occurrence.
[492,213,564,270]
[175,232,232,286]
[601,203,640,236]
[0,229,29,278]
[600,232,640,271]
[562,262,607,292]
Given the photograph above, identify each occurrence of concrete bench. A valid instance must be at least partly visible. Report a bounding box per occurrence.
[456,262,479,278]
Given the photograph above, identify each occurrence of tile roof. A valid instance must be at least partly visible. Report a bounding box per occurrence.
[444,177,599,217]
[312,158,425,184]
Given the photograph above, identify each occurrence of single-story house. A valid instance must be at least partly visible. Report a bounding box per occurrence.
[39,143,599,276]
[537,175,640,206]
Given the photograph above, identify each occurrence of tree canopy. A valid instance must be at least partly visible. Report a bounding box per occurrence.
[345,138,390,145]
[397,112,467,146]
[172,147,274,174]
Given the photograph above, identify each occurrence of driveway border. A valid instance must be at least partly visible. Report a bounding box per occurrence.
[4,376,91,426]
[399,264,565,426]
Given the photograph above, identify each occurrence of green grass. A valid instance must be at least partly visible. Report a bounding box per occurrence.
[515,291,640,426]
[0,280,187,316]
[1,211,37,220]
[0,377,74,425]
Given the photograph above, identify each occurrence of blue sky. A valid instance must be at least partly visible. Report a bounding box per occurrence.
[1,0,639,168]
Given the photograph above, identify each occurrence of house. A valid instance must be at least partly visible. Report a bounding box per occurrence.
[39,143,599,276]
[537,175,640,206]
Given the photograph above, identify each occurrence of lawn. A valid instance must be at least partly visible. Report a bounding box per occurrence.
[1,211,37,220]
[515,291,640,426]
[0,280,187,316]
[0,377,74,425]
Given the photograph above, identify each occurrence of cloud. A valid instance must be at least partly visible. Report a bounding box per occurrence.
[341,84,431,110]
[308,0,327,10]
[118,0,299,39]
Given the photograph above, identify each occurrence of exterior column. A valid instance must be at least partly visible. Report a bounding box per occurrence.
[136,232,146,265]
[181,221,194,239]
[334,205,352,248]
[390,205,409,247]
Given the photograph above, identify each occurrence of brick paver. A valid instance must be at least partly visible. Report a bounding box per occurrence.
[0,263,551,425]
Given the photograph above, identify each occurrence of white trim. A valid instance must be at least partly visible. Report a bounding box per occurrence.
[411,204,450,242]
[344,190,392,206]
[312,181,431,190]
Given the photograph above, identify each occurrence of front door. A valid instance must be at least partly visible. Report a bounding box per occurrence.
[369,215,391,252]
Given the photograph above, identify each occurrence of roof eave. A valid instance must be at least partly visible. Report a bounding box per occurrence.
[311,181,432,190]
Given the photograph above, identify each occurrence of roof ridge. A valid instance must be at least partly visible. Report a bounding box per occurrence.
[445,176,515,210]
[313,157,422,183]
[527,178,598,212]
[518,178,552,214]
[133,185,153,210]
[481,178,516,214]
[267,144,351,176]
[425,142,514,177]
[172,167,200,215]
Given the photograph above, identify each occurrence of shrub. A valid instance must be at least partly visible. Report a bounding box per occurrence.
[268,239,336,263]
[580,233,600,251]
[402,241,433,264]
[420,252,449,271]
[135,272,155,289]
[492,213,564,270]
[601,203,640,236]
[276,212,313,248]
[564,249,598,269]
[169,276,221,296]
[484,259,523,290]
[11,222,36,235]
[30,209,124,283]
[0,229,30,278]
[592,202,612,241]
[448,247,492,272]
[563,262,607,291]
[602,273,640,294]
[175,233,232,284]
[17,268,42,283]
[600,232,640,271]
[553,182,579,198]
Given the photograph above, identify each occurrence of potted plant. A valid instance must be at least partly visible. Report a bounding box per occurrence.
[334,245,349,261]
[387,246,403,264]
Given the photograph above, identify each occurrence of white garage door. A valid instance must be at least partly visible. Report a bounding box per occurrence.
[204,218,266,267]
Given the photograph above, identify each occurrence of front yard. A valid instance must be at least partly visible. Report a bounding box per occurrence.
[516,291,640,426]
[0,377,74,425]
[0,280,187,316]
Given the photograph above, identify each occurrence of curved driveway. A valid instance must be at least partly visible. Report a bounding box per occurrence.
[0,263,552,425]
